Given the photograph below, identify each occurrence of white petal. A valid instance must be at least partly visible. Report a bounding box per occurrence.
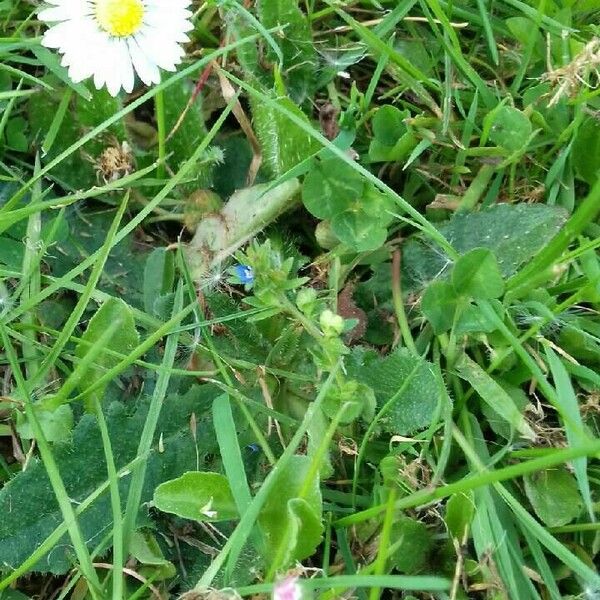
[128,36,160,85]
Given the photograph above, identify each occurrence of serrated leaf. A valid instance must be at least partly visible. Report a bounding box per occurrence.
[455,354,535,440]
[75,298,139,407]
[154,472,238,522]
[348,348,441,434]
[523,467,582,527]
[259,455,323,568]
[451,248,504,299]
[0,385,219,574]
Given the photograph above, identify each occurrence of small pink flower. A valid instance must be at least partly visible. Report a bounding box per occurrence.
[273,577,302,600]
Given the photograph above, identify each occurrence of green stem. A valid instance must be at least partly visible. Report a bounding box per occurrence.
[457,163,495,212]
[121,283,184,557]
[391,250,417,354]
[155,88,166,179]
[93,399,124,600]
[369,487,397,600]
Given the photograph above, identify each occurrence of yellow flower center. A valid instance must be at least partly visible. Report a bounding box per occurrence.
[95,0,144,37]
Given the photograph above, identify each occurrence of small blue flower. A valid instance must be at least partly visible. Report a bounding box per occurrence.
[234,264,255,285]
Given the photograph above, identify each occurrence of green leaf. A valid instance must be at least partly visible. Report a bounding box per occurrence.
[523,467,582,527]
[455,354,535,440]
[390,516,433,574]
[16,405,73,444]
[257,0,317,100]
[348,348,442,434]
[421,281,459,334]
[402,203,567,293]
[372,105,409,146]
[143,248,175,315]
[130,530,176,580]
[5,117,28,152]
[163,80,212,194]
[75,298,139,407]
[49,209,147,308]
[446,491,475,540]
[544,347,594,521]
[0,386,219,574]
[572,116,600,185]
[28,85,125,189]
[153,472,238,522]
[302,156,364,219]
[331,210,387,252]
[451,248,505,299]
[259,455,323,567]
[485,105,532,153]
[252,95,320,178]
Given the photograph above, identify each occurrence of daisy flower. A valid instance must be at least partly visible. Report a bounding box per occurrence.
[38,0,194,96]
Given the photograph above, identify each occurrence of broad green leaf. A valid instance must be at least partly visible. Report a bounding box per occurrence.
[143,248,175,315]
[331,210,387,252]
[390,516,433,574]
[454,302,499,335]
[420,280,459,334]
[446,492,475,540]
[0,386,219,574]
[130,530,176,580]
[485,105,532,153]
[163,80,212,194]
[402,203,567,292]
[451,248,505,299]
[153,472,238,522]
[523,467,582,527]
[252,95,320,178]
[16,405,73,444]
[5,117,28,152]
[259,455,323,567]
[481,381,530,440]
[75,298,139,407]
[257,0,317,100]
[302,156,364,219]
[455,354,535,440]
[48,209,147,308]
[372,105,409,146]
[348,348,442,434]
[572,116,600,185]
